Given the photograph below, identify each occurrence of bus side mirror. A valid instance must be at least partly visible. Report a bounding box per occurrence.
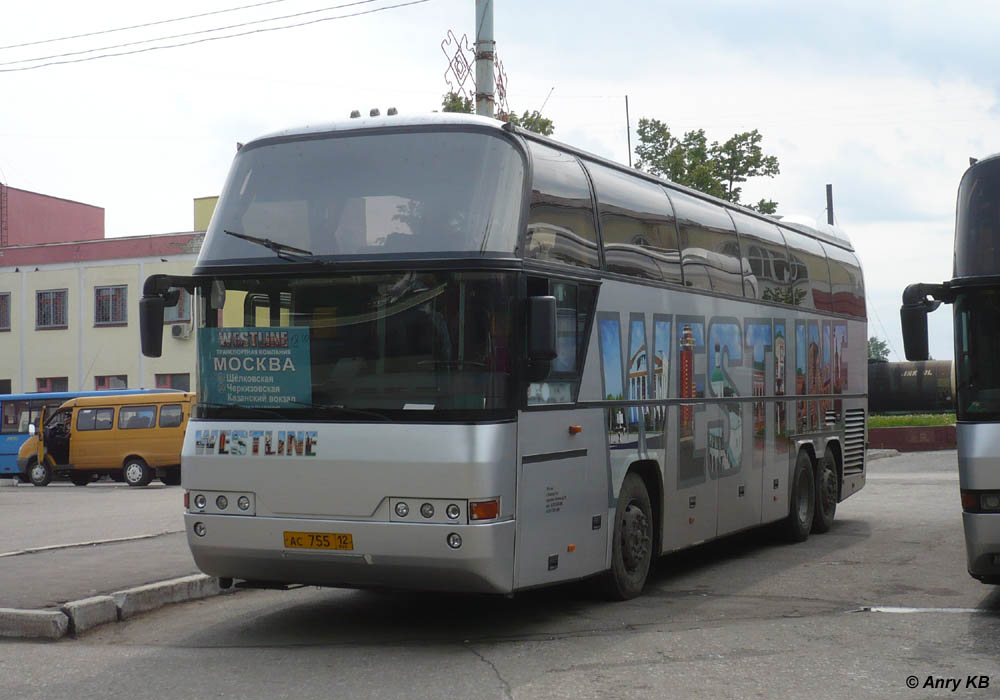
[900,306,930,361]
[28,424,36,437]
[900,282,950,362]
[139,294,165,358]
[528,296,557,361]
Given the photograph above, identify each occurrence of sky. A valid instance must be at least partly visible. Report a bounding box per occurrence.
[2,0,999,361]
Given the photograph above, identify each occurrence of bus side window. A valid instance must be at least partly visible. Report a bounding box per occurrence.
[784,230,832,311]
[669,189,744,297]
[524,142,600,270]
[3,400,29,434]
[527,279,598,405]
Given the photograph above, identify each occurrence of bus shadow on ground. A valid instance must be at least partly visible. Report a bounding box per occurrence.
[192,520,865,648]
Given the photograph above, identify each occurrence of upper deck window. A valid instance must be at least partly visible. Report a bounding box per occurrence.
[524,142,600,270]
[198,129,525,266]
[783,230,832,311]
[821,243,865,318]
[669,190,744,297]
[728,211,792,304]
[586,162,682,284]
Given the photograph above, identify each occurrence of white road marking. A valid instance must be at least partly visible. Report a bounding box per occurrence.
[0,530,185,558]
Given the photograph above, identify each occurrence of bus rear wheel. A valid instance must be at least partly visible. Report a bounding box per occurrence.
[28,458,51,487]
[781,450,815,543]
[123,458,153,487]
[602,472,653,600]
[812,450,839,534]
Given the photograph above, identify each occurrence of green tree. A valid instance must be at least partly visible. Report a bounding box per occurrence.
[440,92,555,136]
[868,336,890,361]
[441,91,473,113]
[634,118,779,213]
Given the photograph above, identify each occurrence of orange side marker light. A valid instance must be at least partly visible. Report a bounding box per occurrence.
[568,425,583,435]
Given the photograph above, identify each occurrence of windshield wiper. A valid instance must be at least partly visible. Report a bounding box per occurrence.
[223,229,321,264]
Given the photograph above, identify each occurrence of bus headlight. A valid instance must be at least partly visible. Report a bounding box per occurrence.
[193,494,207,510]
[395,502,410,517]
[446,504,461,520]
[216,495,229,510]
[238,496,251,511]
[982,494,1000,511]
[447,533,462,549]
[194,522,206,537]
[420,503,435,519]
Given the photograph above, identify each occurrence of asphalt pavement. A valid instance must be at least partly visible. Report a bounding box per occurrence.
[0,448,905,639]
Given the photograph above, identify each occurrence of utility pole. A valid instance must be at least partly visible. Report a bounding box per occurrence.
[625,95,632,167]
[474,0,495,117]
[826,184,835,225]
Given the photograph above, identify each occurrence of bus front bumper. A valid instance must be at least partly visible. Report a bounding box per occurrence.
[963,512,1000,581]
[184,514,516,594]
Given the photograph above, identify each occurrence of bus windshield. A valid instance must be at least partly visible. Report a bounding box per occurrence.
[955,289,1000,421]
[197,130,526,267]
[197,271,517,421]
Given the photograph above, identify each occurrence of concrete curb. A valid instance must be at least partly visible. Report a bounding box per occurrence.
[867,448,901,461]
[0,574,233,640]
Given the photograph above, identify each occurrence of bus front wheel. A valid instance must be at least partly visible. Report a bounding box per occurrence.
[782,450,816,543]
[28,458,51,487]
[123,458,153,487]
[602,472,653,600]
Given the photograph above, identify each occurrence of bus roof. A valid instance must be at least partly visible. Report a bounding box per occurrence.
[0,389,173,402]
[240,112,855,251]
[57,392,195,409]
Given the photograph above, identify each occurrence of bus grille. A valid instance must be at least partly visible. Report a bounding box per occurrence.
[843,408,866,474]
[825,409,837,426]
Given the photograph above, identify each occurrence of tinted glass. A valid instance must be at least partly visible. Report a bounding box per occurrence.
[821,243,865,317]
[729,210,793,304]
[199,130,525,265]
[1,400,28,434]
[524,143,600,269]
[955,289,1000,421]
[527,280,598,405]
[159,404,184,428]
[198,271,517,422]
[669,190,744,296]
[784,229,832,311]
[586,162,682,283]
[955,158,1000,279]
[119,406,156,430]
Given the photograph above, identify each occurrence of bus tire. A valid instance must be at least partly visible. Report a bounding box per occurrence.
[27,458,51,487]
[123,458,153,487]
[69,472,92,486]
[602,472,654,600]
[160,468,181,486]
[781,450,815,543]
[812,450,838,534]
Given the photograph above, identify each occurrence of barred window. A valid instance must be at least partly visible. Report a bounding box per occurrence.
[95,374,128,390]
[0,293,9,330]
[36,289,68,329]
[95,286,127,325]
[37,377,69,392]
[155,373,190,391]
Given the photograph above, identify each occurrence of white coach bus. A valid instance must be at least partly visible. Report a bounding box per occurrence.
[140,113,867,599]
[901,153,1000,585]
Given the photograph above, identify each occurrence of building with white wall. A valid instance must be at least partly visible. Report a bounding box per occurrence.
[0,188,213,395]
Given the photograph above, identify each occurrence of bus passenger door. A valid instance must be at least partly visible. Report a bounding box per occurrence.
[515,408,608,588]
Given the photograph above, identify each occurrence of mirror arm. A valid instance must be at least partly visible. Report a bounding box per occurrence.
[901,282,952,311]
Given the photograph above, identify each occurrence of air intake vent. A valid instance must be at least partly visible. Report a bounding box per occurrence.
[825,409,837,426]
[843,408,866,474]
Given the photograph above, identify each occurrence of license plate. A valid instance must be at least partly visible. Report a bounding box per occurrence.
[283,531,354,551]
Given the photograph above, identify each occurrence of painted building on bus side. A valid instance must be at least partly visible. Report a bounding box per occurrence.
[0,188,218,394]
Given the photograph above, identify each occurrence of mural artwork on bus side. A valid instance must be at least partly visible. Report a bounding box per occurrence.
[597,312,849,491]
